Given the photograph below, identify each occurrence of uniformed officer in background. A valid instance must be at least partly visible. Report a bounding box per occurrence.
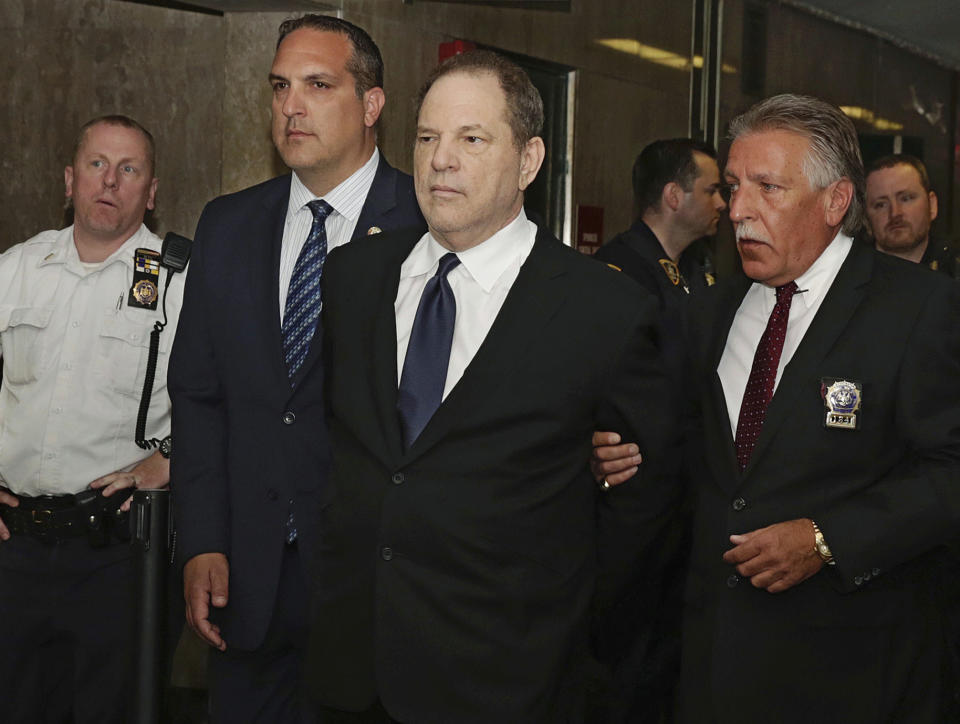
[596,140,724,297]
[865,153,959,278]
[0,115,183,724]
[594,139,724,381]
[591,139,725,722]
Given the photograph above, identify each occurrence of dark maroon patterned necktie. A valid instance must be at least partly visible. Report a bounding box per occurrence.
[734,281,798,471]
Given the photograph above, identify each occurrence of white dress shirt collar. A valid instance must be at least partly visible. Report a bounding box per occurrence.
[400,208,536,292]
[755,231,853,312]
[37,224,155,276]
[395,209,538,399]
[287,147,379,223]
[278,148,381,322]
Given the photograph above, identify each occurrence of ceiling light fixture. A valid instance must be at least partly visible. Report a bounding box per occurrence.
[596,38,737,73]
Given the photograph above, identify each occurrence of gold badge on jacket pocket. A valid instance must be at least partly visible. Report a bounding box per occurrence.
[819,377,862,430]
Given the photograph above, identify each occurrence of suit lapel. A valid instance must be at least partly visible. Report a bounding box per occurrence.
[371,234,421,463]
[742,242,873,479]
[401,228,567,465]
[354,156,398,242]
[702,274,751,488]
[243,178,290,392]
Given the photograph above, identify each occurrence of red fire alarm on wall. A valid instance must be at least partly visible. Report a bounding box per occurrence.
[439,39,477,63]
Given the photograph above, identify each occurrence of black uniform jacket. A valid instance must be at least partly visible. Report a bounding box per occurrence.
[921,237,960,279]
[594,219,713,385]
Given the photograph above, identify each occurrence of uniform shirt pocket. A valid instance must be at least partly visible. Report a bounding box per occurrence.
[0,306,54,384]
[98,315,162,399]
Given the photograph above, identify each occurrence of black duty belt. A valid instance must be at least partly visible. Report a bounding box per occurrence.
[0,489,131,546]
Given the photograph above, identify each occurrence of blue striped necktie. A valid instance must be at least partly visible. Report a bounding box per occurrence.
[397,252,461,449]
[282,199,333,382]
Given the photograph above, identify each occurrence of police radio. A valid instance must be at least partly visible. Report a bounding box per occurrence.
[134,232,192,454]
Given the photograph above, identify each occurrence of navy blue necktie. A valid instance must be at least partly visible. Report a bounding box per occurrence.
[282,199,333,383]
[397,252,461,449]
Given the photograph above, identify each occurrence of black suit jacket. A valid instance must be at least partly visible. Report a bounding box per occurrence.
[169,156,423,650]
[307,225,681,723]
[680,242,960,723]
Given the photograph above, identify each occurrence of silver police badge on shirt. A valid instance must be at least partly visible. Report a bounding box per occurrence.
[820,378,862,430]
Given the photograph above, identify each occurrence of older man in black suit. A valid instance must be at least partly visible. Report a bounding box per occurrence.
[307,50,680,723]
[669,94,960,723]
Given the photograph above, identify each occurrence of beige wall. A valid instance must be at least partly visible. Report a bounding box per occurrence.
[222,12,290,194]
[3,0,957,257]
[1,0,695,252]
[720,0,957,237]
[1,0,224,250]
[214,0,695,244]
[345,0,693,242]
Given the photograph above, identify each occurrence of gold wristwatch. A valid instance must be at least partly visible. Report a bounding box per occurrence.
[811,520,836,565]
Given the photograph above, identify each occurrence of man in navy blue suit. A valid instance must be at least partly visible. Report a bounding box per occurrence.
[169,15,423,723]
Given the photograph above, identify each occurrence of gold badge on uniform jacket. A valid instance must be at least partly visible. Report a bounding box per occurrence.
[659,258,690,294]
[128,248,161,310]
[820,377,862,430]
[658,258,681,286]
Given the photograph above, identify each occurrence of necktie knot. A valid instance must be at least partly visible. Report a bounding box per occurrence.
[436,252,461,279]
[775,280,798,305]
[307,198,333,224]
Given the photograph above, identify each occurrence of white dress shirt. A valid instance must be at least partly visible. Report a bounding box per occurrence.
[279,147,380,322]
[717,232,853,436]
[395,209,537,400]
[0,225,185,495]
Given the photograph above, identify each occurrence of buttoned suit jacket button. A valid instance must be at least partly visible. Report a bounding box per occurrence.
[732,497,746,511]
[726,574,739,588]
[391,472,405,485]
[381,546,393,561]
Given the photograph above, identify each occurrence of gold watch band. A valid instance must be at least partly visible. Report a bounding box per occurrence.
[811,520,836,565]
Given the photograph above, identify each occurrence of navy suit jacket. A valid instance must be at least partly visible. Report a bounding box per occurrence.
[170,155,424,650]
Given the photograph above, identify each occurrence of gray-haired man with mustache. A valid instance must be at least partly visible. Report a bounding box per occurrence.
[676,94,960,723]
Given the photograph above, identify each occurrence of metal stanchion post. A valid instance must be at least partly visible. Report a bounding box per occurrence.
[130,488,172,724]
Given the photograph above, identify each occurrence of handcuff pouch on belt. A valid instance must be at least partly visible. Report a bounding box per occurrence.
[75,488,132,547]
